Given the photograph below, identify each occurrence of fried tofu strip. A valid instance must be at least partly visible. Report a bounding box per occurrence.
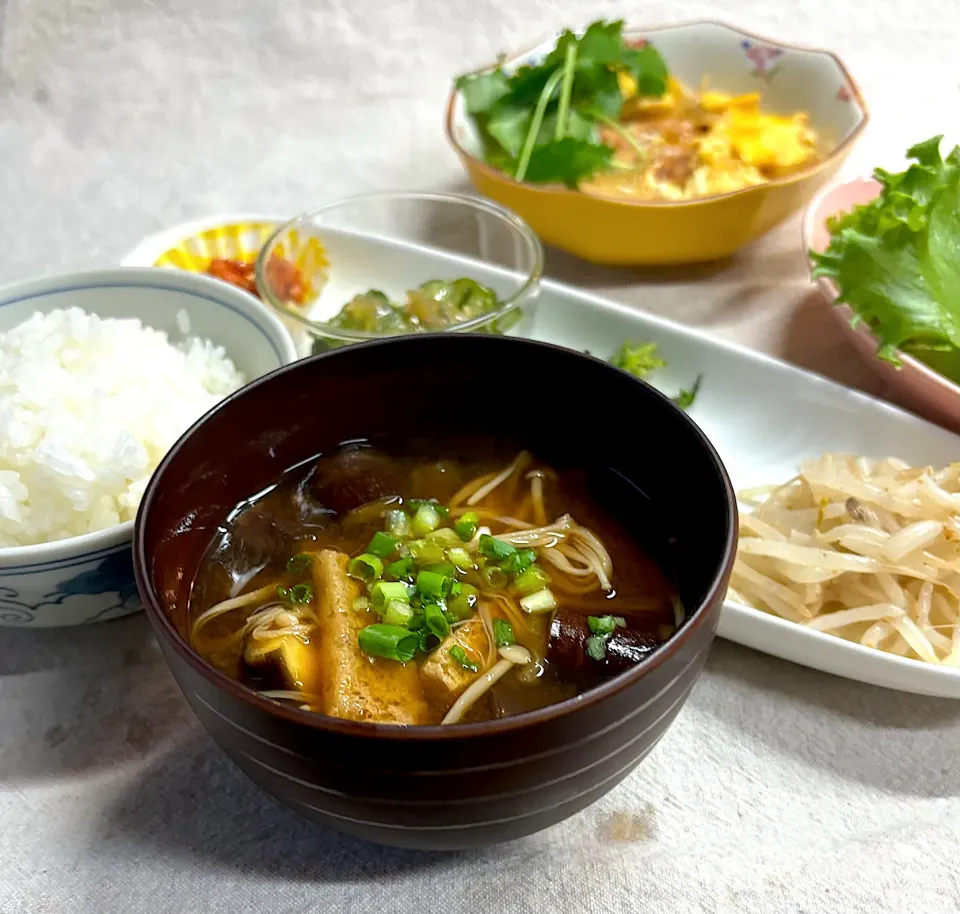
[419,620,488,715]
[312,549,428,725]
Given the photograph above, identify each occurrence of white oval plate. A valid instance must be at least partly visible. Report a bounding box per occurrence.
[529,280,960,698]
[123,219,960,696]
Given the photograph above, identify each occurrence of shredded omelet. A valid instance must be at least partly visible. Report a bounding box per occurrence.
[580,74,819,201]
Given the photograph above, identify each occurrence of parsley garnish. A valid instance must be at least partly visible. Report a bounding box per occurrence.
[609,341,702,410]
[493,618,516,647]
[672,374,703,410]
[456,19,667,188]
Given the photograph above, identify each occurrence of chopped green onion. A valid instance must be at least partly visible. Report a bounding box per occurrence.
[408,539,446,565]
[513,565,551,596]
[412,503,443,536]
[353,596,370,611]
[501,548,536,575]
[449,645,479,673]
[386,509,410,538]
[448,583,479,620]
[384,556,415,582]
[408,498,449,519]
[482,565,508,589]
[479,534,517,561]
[424,602,450,640]
[417,570,451,600]
[370,581,411,611]
[585,634,607,661]
[407,613,426,632]
[493,618,515,647]
[277,582,314,604]
[348,553,383,583]
[366,531,400,559]
[358,624,420,662]
[446,547,474,571]
[425,527,461,546]
[419,630,440,653]
[519,588,558,614]
[285,553,312,576]
[423,563,456,579]
[587,615,626,636]
[382,600,415,628]
[454,511,479,541]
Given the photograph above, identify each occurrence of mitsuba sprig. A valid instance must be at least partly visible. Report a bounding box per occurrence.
[456,19,667,187]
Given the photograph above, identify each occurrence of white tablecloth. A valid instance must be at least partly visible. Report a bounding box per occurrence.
[1,2,959,912]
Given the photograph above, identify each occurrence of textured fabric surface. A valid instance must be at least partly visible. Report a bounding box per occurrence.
[1,2,959,912]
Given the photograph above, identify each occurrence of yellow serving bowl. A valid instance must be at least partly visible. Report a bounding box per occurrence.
[445,21,867,265]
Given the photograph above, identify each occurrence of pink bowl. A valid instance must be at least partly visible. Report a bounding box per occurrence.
[803,179,960,432]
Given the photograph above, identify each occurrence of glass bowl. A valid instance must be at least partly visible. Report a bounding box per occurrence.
[255,192,544,353]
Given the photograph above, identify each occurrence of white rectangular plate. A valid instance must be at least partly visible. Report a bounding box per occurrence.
[529,279,960,698]
[126,221,960,697]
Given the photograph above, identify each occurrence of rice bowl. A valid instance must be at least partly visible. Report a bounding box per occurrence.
[0,268,296,627]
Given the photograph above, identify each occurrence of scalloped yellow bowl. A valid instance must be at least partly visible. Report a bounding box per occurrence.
[122,215,330,299]
[445,21,868,265]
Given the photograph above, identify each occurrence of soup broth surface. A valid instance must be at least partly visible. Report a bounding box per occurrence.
[190,437,680,726]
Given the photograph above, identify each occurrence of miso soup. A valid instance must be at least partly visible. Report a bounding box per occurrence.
[189,439,681,726]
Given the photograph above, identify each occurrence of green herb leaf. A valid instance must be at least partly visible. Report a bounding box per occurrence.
[493,618,516,647]
[609,341,666,378]
[486,101,533,158]
[523,138,614,187]
[456,69,510,115]
[672,374,703,410]
[458,18,668,187]
[572,19,629,68]
[585,634,607,661]
[449,645,479,672]
[624,44,668,97]
[501,548,537,575]
[478,534,517,561]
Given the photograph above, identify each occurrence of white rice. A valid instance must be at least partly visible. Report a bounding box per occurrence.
[0,307,245,548]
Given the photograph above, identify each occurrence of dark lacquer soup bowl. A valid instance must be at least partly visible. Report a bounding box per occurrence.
[134,334,736,849]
